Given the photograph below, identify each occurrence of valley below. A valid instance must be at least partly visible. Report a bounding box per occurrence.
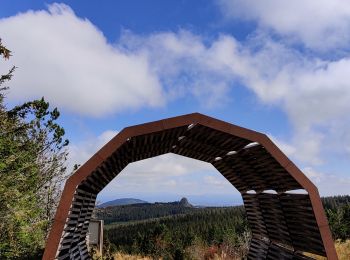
[92,196,350,259]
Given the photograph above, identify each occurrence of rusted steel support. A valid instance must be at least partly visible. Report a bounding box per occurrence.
[43,113,337,260]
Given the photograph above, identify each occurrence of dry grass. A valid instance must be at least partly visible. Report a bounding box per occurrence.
[304,240,350,260]
[335,240,350,260]
[113,252,153,260]
[111,240,350,260]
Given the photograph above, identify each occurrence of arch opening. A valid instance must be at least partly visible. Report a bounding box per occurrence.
[97,153,241,207]
[43,113,337,260]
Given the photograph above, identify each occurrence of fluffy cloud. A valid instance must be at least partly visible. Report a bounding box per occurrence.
[232,37,350,163]
[101,157,237,203]
[0,3,164,116]
[2,3,349,180]
[269,135,350,195]
[121,30,350,164]
[69,129,348,200]
[122,31,350,128]
[68,130,239,203]
[203,175,229,186]
[120,30,236,107]
[120,153,212,181]
[69,129,213,180]
[269,134,322,165]
[303,167,350,196]
[68,129,119,169]
[3,4,350,145]
[218,0,350,50]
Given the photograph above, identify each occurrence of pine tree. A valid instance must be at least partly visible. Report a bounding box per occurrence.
[0,39,69,259]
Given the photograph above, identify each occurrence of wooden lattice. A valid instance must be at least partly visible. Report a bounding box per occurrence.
[43,113,337,260]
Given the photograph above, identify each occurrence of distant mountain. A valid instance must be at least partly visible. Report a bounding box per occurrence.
[96,197,196,224]
[179,197,192,207]
[98,198,148,208]
[160,197,193,207]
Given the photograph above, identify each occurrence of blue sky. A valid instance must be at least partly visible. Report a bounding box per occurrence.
[1,0,349,206]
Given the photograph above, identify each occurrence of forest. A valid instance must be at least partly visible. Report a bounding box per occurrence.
[97,195,350,259]
[102,204,249,259]
[323,195,350,242]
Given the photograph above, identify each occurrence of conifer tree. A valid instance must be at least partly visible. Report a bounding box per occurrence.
[0,39,69,259]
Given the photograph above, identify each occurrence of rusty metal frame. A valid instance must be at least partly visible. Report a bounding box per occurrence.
[43,113,338,260]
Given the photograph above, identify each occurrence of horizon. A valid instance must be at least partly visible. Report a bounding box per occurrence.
[98,195,243,207]
[98,193,350,207]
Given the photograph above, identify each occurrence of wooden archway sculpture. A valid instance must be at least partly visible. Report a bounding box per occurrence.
[43,113,337,260]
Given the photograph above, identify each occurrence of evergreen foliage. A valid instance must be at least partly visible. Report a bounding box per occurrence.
[104,206,249,259]
[322,195,350,210]
[323,195,350,241]
[99,196,350,259]
[0,39,69,259]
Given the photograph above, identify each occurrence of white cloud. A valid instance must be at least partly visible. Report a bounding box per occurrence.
[205,35,350,131]
[2,3,349,191]
[269,135,296,158]
[121,30,350,165]
[269,131,323,165]
[122,31,350,130]
[68,130,240,201]
[303,167,324,183]
[120,30,236,107]
[72,130,348,200]
[69,130,348,200]
[68,129,118,169]
[99,153,240,201]
[4,4,349,145]
[218,0,350,50]
[0,3,164,116]
[242,38,350,164]
[303,167,350,196]
[120,153,212,180]
[163,180,177,187]
[203,175,228,186]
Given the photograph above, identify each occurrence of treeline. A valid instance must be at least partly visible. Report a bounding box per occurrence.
[322,195,350,210]
[104,206,249,259]
[322,195,350,241]
[100,195,350,259]
[96,198,198,224]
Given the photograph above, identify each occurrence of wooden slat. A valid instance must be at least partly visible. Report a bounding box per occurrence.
[54,123,328,260]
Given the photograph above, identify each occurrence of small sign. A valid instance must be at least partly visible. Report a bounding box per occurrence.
[87,219,103,256]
